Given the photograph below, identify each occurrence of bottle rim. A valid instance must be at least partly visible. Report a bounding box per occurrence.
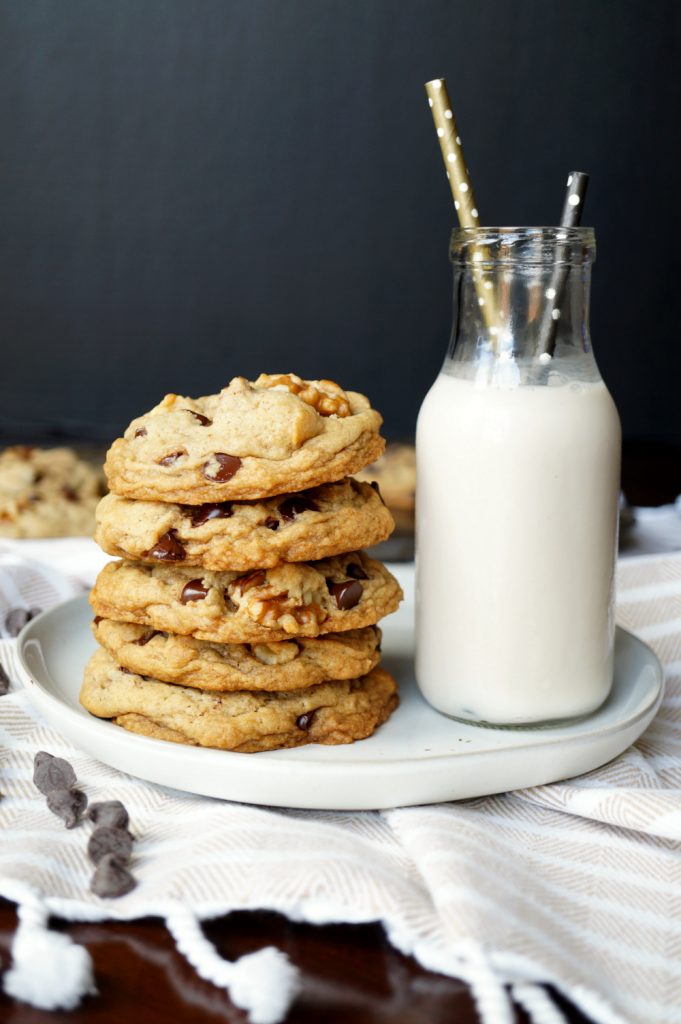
[450,226,596,266]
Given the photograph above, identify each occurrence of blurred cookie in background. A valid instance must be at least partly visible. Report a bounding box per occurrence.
[0,446,106,538]
[356,443,415,561]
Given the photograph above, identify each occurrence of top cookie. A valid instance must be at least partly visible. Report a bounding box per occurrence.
[105,374,384,503]
[0,446,105,539]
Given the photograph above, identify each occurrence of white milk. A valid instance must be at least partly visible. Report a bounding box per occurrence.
[415,368,621,724]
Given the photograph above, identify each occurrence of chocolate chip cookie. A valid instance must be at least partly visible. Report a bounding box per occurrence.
[95,478,393,571]
[80,648,398,752]
[90,552,402,643]
[93,618,382,692]
[0,446,105,538]
[104,374,384,503]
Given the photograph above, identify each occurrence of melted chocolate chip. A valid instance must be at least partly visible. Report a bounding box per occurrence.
[90,853,137,898]
[187,502,233,526]
[134,427,147,438]
[134,630,160,646]
[146,530,186,562]
[62,486,78,502]
[326,579,363,610]
[346,562,368,580]
[278,494,319,522]
[181,579,209,604]
[183,409,212,426]
[202,453,242,482]
[157,451,185,467]
[296,709,319,730]
[93,616,103,626]
[265,517,279,531]
[369,480,385,503]
[233,569,266,595]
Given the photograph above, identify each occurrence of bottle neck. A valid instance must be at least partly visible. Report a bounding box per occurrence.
[445,227,600,386]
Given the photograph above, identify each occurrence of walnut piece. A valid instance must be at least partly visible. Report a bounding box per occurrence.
[255,374,351,418]
[251,641,301,665]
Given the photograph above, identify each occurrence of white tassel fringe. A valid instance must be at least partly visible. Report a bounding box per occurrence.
[3,899,96,1010]
[166,906,301,1024]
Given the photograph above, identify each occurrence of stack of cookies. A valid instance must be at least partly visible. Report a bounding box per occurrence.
[81,374,403,753]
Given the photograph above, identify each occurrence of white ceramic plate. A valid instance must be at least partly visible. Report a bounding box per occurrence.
[17,577,664,810]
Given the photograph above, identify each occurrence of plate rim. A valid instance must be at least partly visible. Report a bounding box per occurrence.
[15,594,665,772]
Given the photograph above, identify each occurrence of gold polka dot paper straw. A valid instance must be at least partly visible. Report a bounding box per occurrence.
[425,78,499,341]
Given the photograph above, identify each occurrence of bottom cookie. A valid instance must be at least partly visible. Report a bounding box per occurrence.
[81,647,398,753]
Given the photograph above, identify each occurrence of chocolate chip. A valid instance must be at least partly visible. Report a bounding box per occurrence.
[133,630,160,646]
[296,709,319,730]
[346,562,368,580]
[88,825,133,865]
[369,480,385,503]
[278,494,319,521]
[87,800,130,830]
[326,579,363,610]
[145,529,186,562]
[265,517,279,531]
[158,451,185,466]
[181,579,209,604]
[33,752,77,794]
[90,853,136,899]
[47,787,87,829]
[183,409,212,426]
[134,427,147,438]
[202,453,241,482]
[187,502,233,526]
[0,664,10,696]
[5,607,41,638]
[93,616,103,626]
[233,569,266,595]
[61,486,79,502]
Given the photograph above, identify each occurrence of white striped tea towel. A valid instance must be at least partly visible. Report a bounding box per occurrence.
[1,539,681,1024]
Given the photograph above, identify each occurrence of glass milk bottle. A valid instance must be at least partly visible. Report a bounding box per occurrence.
[416,227,621,725]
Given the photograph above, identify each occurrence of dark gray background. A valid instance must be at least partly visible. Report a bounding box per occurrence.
[1,0,679,443]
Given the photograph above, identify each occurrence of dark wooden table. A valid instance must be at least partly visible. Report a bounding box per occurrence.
[0,441,678,1023]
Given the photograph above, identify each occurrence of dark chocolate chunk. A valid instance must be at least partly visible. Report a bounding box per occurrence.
[181,579,209,603]
[0,663,10,696]
[88,825,133,865]
[93,616,103,626]
[183,409,212,426]
[346,562,368,580]
[47,787,87,829]
[87,800,130,830]
[157,451,185,467]
[233,570,266,594]
[296,709,319,730]
[134,427,147,438]
[133,630,160,646]
[61,486,79,502]
[187,502,233,526]
[90,853,137,899]
[146,530,186,562]
[278,494,319,522]
[202,453,242,482]
[264,517,279,531]
[33,752,77,794]
[326,579,363,610]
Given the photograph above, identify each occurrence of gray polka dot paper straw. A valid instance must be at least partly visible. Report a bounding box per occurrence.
[425,77,500,342]
[537,171,590,359]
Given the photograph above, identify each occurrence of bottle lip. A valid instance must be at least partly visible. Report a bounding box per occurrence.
[450,226,596,266]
